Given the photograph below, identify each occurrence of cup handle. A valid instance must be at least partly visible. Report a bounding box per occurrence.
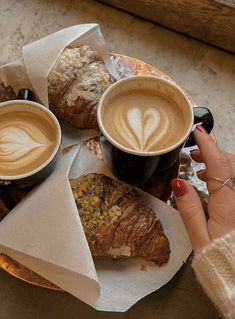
[17,88,34,101]
[185,107,214,147]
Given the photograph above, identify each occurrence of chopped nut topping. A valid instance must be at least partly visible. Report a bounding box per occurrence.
[70,173,170,265]
[71,173,132,236]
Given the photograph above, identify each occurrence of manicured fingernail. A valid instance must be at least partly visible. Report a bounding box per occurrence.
[190,149,197,156]
[171,178,188,197]
[197,169,204,174]
[195,125,207,133]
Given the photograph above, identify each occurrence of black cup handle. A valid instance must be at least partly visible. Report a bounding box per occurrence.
[185,107,214,147]
[17,88,34,101]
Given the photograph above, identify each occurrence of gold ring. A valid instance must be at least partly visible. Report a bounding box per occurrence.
[208,177,235,195]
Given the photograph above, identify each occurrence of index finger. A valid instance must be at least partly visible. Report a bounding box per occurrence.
[193,127,231,181]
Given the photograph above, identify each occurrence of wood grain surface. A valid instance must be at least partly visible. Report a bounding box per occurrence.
[99,0,235,53]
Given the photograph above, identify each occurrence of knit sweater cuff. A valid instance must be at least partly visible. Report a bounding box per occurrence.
[192,231,235,319]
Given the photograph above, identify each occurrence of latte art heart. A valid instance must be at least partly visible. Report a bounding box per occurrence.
[114,106,170,152]
[103,89,186,153]
[126,107,163,151]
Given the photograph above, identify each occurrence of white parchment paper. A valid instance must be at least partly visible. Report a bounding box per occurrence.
[0,146,100,307]
[0,145,192,311]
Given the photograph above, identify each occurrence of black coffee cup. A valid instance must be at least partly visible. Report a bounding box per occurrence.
[97,76,213,198]
[0,90,61,187]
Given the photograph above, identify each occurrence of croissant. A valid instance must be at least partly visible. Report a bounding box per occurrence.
[70,173,170,266]
[48,44,116,129]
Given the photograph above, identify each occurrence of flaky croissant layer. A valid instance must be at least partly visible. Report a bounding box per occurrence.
[48,44,116,129]
[70,173,170,266]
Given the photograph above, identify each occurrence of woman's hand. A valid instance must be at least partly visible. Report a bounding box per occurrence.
[171,125,235,252]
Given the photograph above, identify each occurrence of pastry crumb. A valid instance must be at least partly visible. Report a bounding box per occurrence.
[140,264,148,271]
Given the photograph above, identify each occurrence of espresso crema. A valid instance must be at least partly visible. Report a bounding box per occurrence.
[0,110,58,176]
[102,89,186,153]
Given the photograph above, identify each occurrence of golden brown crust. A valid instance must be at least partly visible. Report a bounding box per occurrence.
[70,173,170,266]
[48,44,116,129]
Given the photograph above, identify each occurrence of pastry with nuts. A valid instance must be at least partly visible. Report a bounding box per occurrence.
[48,44,116,129]
[70,173,170,266]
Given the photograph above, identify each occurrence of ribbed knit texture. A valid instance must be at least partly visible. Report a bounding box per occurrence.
[192,231,235,319]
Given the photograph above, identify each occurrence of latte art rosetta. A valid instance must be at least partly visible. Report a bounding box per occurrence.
[0,127,50,162]
[0,110,58,176]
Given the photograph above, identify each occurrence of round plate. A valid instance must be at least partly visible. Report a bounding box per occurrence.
[0,53,198,291]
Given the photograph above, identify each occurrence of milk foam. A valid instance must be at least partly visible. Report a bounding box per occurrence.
[103,90,186,153]
[115,107,169,152]
[0,127,50,162]
[0,111,57,176]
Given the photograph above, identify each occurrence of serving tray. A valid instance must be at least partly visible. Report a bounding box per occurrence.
[0,53,205,291]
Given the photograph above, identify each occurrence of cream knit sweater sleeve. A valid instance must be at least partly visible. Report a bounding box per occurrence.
[192,230,235,319]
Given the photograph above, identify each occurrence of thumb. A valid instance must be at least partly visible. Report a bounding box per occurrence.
[171,178,210,252]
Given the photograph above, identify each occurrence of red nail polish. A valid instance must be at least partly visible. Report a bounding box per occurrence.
[196,125,207,133]
[171,178,188,197]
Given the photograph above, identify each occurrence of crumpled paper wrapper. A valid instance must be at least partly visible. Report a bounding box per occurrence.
[0,144,192,312]
[0,24,119,148]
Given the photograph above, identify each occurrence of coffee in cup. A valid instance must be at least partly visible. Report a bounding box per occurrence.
[97,75,214,198]
[0,100,61,187]
[102,89,187,153]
